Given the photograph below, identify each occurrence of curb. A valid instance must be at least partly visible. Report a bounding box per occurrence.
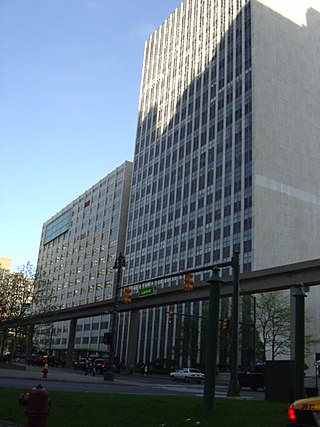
[0,422,26,427]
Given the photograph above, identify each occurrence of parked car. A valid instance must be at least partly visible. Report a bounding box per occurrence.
[169,368,205,383]
[72,358,87,370]
[47,355,66,368]
[287,395,320,426]
[28,353,48,366]
[28,353,66,367]
[93,358,109,374]
[238,363,265,391]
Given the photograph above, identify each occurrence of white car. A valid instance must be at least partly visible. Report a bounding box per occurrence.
[169,368,205,383]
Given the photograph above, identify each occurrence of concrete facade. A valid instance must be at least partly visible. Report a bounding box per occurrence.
[0,257,12,273]
[251,1,320,370]
[252,1,320,270]
[35,161,132,357]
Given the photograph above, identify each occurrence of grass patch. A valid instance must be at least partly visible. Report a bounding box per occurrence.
[0,388,288,427]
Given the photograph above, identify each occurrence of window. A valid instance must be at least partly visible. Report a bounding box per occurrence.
[44,210,71,244]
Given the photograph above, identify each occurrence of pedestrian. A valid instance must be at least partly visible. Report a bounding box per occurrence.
[85,358,90,376]
[129,363,134,375]
[92,363,96,376]
[144,364,148,376]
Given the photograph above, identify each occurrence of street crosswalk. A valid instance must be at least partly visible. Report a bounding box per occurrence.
[151,383,229,397]
[150,383,254,399]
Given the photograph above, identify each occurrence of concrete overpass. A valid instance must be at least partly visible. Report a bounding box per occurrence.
[2,257,320,367]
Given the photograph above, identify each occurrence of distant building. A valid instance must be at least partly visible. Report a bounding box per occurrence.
[35,161,132,356]
[0,257,12,273]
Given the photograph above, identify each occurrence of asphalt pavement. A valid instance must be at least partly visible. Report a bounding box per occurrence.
[1,363,317,388]
[0,363,147,386]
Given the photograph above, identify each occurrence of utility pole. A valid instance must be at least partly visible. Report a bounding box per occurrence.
[203,267,222,412]
[105,252,125,381]
[227,251,240,396]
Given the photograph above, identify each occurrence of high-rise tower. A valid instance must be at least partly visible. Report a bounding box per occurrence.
[123,0,320,368]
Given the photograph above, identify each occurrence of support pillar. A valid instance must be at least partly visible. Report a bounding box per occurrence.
[66,318,77,369]
[203,267,222,412]
[292,283,307,400]
[126,310,139,373]
[227,251,240,396]
[26,324,34,361]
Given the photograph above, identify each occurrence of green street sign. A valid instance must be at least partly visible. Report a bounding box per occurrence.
[138,285,155,298]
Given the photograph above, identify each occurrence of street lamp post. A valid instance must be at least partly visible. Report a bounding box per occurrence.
[105,252,125,381]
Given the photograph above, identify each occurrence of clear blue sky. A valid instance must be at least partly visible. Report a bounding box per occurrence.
[0,0,182,271]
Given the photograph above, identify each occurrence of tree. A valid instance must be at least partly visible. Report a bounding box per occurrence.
[0,262,55,359]
[255,291,291,361]
[174,316,200,367]
[255,291,320,364]
[0,262,35,359]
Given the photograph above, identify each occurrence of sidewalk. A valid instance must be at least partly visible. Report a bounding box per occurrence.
[0,422,25,427]
[0,363,144,386]
[1,364,316,389]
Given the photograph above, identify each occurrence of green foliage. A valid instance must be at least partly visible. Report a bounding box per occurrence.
[256,291,291,360]
[0,262,55,358]
[0,262,34,322]
[174,316,202,367]
[0,388,288,427]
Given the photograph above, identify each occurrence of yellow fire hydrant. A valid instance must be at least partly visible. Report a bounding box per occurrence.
[42,363,49,379]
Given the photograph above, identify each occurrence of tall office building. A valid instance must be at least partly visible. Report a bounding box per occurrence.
[36,161,132,356]
[122,0,320,368]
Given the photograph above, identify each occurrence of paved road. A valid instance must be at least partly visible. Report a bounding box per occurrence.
[0,364,265,399]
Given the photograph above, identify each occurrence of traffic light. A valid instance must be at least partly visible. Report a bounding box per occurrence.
[183,272,194,291]
[167,311,174,324]
[222,318,230,331]
[103,332,112,345]
[123,287,132,304]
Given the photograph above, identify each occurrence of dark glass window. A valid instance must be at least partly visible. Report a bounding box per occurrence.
[44,210,71,245]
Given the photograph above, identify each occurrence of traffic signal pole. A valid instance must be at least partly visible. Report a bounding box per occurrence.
[204,267,222,412]
[105,252,126,381]
[227,251,240,396]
